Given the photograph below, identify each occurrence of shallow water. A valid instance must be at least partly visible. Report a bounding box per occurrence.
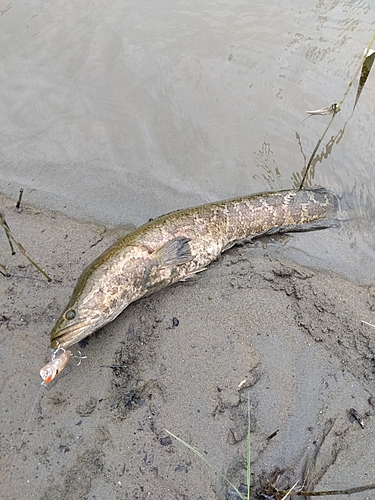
[1,2,375,283]
[1,0,374,228]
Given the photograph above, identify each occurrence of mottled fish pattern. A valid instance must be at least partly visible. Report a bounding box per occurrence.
[50,188,338,349]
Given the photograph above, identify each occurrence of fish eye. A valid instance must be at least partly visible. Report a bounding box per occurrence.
[65,309,76,321]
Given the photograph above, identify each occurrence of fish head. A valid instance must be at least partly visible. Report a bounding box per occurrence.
[50,259,126,349]
[50,302,102,350]
[50,288,105,350]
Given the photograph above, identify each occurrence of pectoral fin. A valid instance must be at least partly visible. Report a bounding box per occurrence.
[152,236,194,267]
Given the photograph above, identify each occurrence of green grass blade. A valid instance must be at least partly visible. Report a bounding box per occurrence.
[336,31,375,113]
[298,31,375,189]
[247,393,251,500]
[165,429,245,499]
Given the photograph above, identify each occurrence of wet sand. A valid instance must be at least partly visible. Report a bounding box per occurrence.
[1,191,375,500]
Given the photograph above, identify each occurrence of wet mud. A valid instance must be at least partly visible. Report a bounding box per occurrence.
[1,192,375,500]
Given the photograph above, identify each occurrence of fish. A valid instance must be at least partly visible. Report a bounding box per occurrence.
[50,188,338,351]
[40,349,71,383]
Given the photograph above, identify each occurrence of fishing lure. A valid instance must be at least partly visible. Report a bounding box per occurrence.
[40,348,71,383]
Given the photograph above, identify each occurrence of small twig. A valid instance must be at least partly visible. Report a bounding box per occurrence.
[0,262,11,277]
[361,320,375,328]
[266,429,279,441]
[0,213,52,281]
[15,188,24,209]
[348,407,364,429]
[273,483,375,497]
[298,112,336,189]
[280,481,300,500]
[1,215,16,254]
[299,32,375,190]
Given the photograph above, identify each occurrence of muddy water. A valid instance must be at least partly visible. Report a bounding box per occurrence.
[1,0,374,228]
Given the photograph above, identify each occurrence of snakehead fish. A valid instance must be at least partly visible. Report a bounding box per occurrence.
[50,188,338,351]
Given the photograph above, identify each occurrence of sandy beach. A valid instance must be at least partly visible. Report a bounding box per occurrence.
[1,191,375,500]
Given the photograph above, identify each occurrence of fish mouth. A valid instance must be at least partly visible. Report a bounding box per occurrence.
[50,317,98,349]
